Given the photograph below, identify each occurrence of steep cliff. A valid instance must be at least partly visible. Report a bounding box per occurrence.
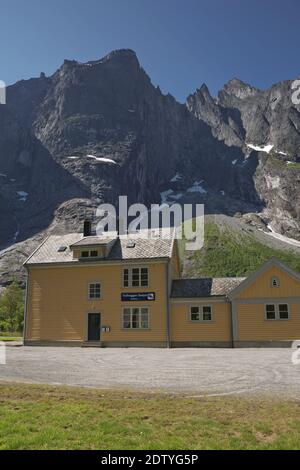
[187,77,300,237]
[0,49,299,285]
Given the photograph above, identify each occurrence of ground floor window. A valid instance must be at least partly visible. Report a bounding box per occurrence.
[278,304,289,319]
[265,304,276,320]
[190,305,212,322]
[123,307,149,329]
[265,303,289,320]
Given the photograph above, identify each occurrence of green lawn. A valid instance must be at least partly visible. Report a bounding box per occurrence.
[0,337,22,342]
[184,222,300,277]
[0,383,300,450]
[0,332,22,342]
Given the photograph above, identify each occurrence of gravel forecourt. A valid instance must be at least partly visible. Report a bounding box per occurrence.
[1,346,300,398]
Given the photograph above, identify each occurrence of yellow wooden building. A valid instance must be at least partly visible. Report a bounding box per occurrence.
[23,224,300,347]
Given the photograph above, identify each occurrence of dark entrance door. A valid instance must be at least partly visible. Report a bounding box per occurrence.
[88,313,101,341]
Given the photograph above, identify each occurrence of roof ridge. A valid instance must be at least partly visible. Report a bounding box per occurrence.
[23,234,51,266]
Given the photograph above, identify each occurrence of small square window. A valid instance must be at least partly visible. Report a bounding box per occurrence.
[90,250,98,257]
[81,251,89,258]
[266,304,276,320]
[271,277,280,288]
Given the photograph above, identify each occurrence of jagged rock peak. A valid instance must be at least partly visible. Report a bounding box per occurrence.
[60,49,140,72]
[87,49,139,67]
[199,83,211,95]
[186,83,214,107]
[103,48,138,59]
[221,78,260,99]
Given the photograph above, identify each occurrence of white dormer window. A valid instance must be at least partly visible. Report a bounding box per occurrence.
[271,277,280,288]
[80,250,98,258]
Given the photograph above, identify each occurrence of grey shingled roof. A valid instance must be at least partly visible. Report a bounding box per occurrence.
[171,277,246,298]
[70,236,117,247]
[25,231,174,266]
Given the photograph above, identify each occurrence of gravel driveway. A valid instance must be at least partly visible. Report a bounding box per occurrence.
[1,346,300,397]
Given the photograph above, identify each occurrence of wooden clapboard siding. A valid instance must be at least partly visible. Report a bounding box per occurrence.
[237,302,300,341]
[170,301,231,342]
[26,262,168,343]
[237,266,300,299]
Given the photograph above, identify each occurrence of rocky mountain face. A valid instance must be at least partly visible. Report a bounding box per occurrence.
[0,49,299,285]
[187,77,300,238]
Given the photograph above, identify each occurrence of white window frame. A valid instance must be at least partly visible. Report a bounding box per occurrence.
[88,282,101,300]
[123,266,149,288]
[81,250,99,258]
[189,305,213,322]
[122,306,149,329]
[265,303,290,320]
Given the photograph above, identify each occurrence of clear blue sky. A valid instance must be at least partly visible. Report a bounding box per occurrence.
[1,0,299,101]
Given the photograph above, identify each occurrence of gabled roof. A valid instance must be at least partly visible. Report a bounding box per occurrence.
[171,277,246,298]
[228,258,300,300]
[24,230,175,266]
[70,235,117,248]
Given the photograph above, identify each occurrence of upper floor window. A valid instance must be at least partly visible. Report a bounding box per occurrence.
[271,277,280,288]
[123,307,149,329]
[81,250,98,258]
[190,305,212,322]
[88,283,101,299]
[123,267,149,288]
[265,303,289,320]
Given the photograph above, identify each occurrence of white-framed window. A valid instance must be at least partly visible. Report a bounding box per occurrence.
[123,267,149,288]
[88,282,101,299]
[265,304,276,320]
[81,250,98,258]
[123,307,149,329]
[271,277,280,288]
[190,305,213,322]
[278,303,289,319]
[265,303,289,320]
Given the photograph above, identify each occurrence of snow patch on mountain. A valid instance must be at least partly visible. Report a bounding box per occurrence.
[247,143,274,153]
[160,189,173,203]
[187,181,207,194]
[86,155,116,164]
[17,191,28,202]
[170,173,182,182]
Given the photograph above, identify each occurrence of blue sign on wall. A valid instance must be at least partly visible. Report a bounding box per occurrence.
[121,292,155,302]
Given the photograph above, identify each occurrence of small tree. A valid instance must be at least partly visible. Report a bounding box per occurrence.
[0,280,24,333]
